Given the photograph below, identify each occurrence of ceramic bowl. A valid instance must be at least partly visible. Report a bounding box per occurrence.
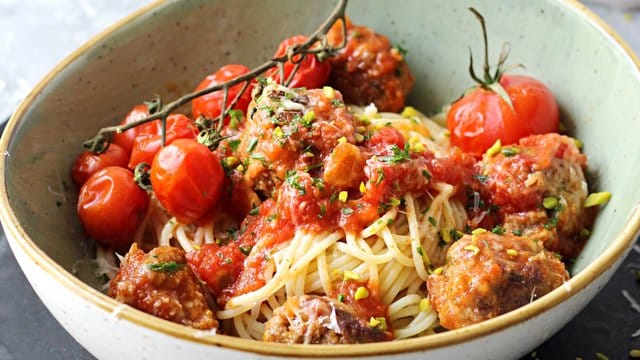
[2,0,640,359]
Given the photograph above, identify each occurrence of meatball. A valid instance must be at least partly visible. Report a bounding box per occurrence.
[237,83,359,196]
[327,22,414,112]
[109,244,218,330]
[263,295,392,344]
[480,133,590,257]
[427,232,569,330]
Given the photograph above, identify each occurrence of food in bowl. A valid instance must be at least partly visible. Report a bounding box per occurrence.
[68,0,612,345]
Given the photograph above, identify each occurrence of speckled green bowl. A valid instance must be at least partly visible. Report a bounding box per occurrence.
[1,0,640,358]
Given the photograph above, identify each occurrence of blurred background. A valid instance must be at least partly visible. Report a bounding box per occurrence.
[0,1,639,359]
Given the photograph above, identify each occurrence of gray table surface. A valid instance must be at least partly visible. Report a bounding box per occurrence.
[1,1,640,359]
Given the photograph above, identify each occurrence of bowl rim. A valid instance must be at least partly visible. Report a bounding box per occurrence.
[2,0,640,357]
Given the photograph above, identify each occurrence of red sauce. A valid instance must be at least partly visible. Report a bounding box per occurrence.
[333,280,391,331]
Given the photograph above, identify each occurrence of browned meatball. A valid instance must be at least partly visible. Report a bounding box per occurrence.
[263,295,392,344]
[327,21,414,112]
[427,232,569,330]
[237,83,359,196]
[480,133,591,258]
[109,244,218,330]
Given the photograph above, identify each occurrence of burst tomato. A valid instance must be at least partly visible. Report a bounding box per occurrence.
[112,104,159,153]
[446,10,558,157]
[266,35,331,89]
[128,114,198,169]
[71,143,129,187]
[77,166,149,250]
[192,64,253,122]
[150,139,224,224]
[447,74,558,157]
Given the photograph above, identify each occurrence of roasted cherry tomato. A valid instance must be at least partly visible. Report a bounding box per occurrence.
[447,74,558,157]
[71,143,129,188]
[186,242,246,297]
[128,114,198,169]
[192,64,253,122]
[77,166,149,250]
[112,104,159,153]
[150,139,224,224]
[446,11,558,157]
[265,35,331,89]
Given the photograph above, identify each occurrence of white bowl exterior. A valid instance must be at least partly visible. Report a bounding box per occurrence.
[5,225,631,359]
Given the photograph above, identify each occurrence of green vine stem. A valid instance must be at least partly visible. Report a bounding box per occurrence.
[467,7,516,110]
[83,0,349,154]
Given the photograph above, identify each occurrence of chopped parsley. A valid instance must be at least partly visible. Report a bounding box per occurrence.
[379,144,411,164]
[375,168,385,185]
[341,207,354,215]
[428,216,437,226]
[474,174,489,183]
[512,229,523,236]
[394,44,409,57]
[318,203,327,219]
[337,294,345,302]
[422,169,432,180]
[312,177,325,191]
[147,261,184,274]
[330,98,344,107]
[491,225,506,235]
[249,206,259,216]
[247,138,258,153]
[285,170,306,195]
[228,139,241,152]
[239,245,253,256]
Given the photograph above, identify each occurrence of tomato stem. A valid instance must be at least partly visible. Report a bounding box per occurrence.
[467,7,515,110]
[83,0,349,154]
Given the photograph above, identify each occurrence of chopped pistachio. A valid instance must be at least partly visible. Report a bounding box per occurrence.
[471,228,488,235]
[463,244,480,255]
[401,106,419,119]
[584,192,612,207]
[419,298,431,312]
[323,86,336,99]
[354,286,369,300]
[486,139,502,157]
[342,270,360,281]
[542,196,559,209]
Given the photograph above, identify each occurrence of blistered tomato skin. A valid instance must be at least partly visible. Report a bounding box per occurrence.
[150,139,224,224]
[112,104,154,153]
[71,143,129,188]
[265,35,331,89]
[128,114,198,169]
[77,166,149,250]
[447,74,559,157]
[192,64,254,121]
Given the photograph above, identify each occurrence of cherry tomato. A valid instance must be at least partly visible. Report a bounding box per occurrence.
[150,139,224,224]
[71,143,129,188]
[128,114,198,169]
[77,166,149,250]
[265,35,331,89]
[112,104,160,153]
[447,74,558,157]
[192,64,253,122]
[186,242,245,297]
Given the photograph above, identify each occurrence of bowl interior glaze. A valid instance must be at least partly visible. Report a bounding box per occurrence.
[2,0,640,355]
